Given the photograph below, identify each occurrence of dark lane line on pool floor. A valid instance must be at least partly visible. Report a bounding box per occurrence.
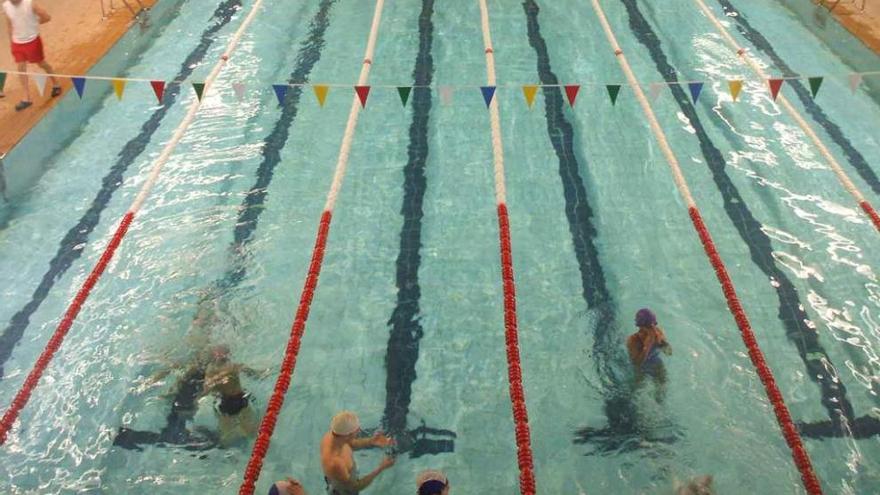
[715,0,880,196]
[380,0,457,459]
[619,0,880,439]
[0,0,243,379]
[114,0,339,452]
[522,0,680,455]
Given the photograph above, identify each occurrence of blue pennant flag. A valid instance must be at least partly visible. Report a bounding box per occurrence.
[688,82,704,103]
[480,86,496,108]
[272,84,289,105]
[72,77,86,98]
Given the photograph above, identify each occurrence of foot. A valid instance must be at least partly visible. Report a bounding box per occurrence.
[15,100,32,111]
[51,86,61,98]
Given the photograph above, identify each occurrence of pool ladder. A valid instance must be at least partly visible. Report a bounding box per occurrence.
[100,0,150,29]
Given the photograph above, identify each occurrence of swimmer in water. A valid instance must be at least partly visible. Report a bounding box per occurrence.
[626,308,672,401]
[202,344,266,445]
[320,411,395,494]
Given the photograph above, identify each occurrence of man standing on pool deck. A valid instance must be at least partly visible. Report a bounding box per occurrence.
[2,0,61,111]
[320,411,395,494]
[626,308,672,401]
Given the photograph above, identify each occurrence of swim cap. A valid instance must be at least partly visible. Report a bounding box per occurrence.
[635,308,657,327]
[268,484,281,495]
[330,411,360,436]
[268,479,301,495]
[417,470,448,495]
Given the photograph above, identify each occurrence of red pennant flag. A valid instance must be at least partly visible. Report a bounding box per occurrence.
[150,81,166,104]
[564,85,580,107]
[355,86,371,108]
[768,79,784,101]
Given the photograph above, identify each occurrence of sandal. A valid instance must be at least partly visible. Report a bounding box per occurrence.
[15,100,32,111]
[51,86,61,98]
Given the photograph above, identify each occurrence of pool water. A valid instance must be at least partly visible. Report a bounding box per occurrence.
[1,0,880,493]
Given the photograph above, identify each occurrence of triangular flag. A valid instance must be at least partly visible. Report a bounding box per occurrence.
[564,85,580,107]
[150,80,165,104]
[111,79,125,100]
[728,80,743,101]
[71,77,86,98]
[606,84,621,105]
[808,77,823,98]
[232,82,245,101]
[192,82,206,101]
[355,86,370,108]
[33,74,47,96]
[313,85,329,107]
[768,79,784,101]
[0,72,6,93]
[480,86,496,108]
[522,85,538,108]
[687,82,704,103]
[848,73,862,93]
[272,84,289,105]
[648,82,664,102]
[397,86,411,107]
[439,85,453,106]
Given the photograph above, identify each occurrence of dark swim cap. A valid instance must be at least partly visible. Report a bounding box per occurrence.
[418,479,447,495]
[635,308,657,327]
[268,484,281,495]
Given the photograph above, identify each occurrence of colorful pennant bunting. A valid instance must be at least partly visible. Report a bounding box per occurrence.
[272,84,289,105]
[522,85,538,108]
[397,86,411,107]
[808,77,823,98]
[439,85,453,106]
[564,85,580,107]
[232,82,246,101]
[151,80,166,104]
[111,79,126,100]
[606,84,621,105]
[355,85,370,108]
[768,79,784,101]
[648,82,663,102]
[33,74,47,96]
[0,72,5,93]
[480,86,496,108]
[849,73,862,93]
[71,77,86,98]
[192,82,206,101]
[687,82,703,103]
[728,80,743,101]
[313,85,328,106]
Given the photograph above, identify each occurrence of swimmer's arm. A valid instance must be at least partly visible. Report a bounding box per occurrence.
[351,431,394,450]
[330,457,394,491]
[239,365,272,379]
[657,328,672,355]
[32,3,51,23]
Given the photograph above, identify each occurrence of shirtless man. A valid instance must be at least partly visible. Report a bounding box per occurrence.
[202,344,265,445]
[320,411,395,494]
[2,0,61,111]
[626,308,672,401]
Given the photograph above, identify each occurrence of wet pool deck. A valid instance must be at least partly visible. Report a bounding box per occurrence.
[0,0,157,156]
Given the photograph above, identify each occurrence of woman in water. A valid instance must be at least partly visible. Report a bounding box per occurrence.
[626,308,672,401]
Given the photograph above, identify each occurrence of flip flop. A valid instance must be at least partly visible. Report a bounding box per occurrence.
[51,86,62,97]
[15,101,32,111]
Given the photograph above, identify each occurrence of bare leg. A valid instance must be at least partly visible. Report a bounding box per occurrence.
[17,62,31,102]
[37,61,59,87]
[217,413,239,446]
[653,366,668,404]
[238,406,259,436]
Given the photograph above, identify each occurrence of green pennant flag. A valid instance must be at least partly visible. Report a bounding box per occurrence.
[607,84,622,105]
[0,72,6,93]
[808,77,823,98]
[192,82,206,101]
[397,86,412,107]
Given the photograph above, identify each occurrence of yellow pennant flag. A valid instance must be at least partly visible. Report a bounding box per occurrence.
[111,79,126,100]
[522,85,538,108]
[313,85,329,107]
[728,80,743,102]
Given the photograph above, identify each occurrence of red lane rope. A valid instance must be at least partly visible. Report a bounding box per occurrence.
[0,212,135,444]
[497,204,537,495]
[239,210,332,495]
[688,207,822,495]
[860,202,880,231]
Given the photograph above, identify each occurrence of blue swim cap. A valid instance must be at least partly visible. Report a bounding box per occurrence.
[418,479,447,495]
[635,308,657,327]
[268,484,280,495]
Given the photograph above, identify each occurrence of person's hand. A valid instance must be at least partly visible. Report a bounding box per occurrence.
[379,456,395,470]
[370,431,395,448]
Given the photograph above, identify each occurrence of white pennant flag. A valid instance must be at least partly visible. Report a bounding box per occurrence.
[232,82,245,101]
[848,73,863,94]
[32,74,47,96]
[439,85,453,106]
[648,82,664,102]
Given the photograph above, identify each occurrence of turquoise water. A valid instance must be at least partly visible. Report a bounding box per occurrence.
[1,0,879,493]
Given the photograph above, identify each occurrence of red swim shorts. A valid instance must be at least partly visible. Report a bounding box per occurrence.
[10,36,45,64]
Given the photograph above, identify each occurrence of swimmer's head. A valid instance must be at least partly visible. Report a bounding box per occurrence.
[211,344,230,362]
[416,470,449,495]
[635,308,657,328]
[268,477,306,495]
[330,411,361,438]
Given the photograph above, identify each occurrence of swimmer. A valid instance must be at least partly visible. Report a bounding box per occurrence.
[626,308,672,401]
[320,411,395,494]
[416,469,450,495]
[269,477,307,495]
[202,344,266,445]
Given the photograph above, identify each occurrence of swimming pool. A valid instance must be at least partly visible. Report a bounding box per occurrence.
[1,0,879,492]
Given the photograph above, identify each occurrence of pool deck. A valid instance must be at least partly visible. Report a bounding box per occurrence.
[827,0,880,56]
[0,0,156,156]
